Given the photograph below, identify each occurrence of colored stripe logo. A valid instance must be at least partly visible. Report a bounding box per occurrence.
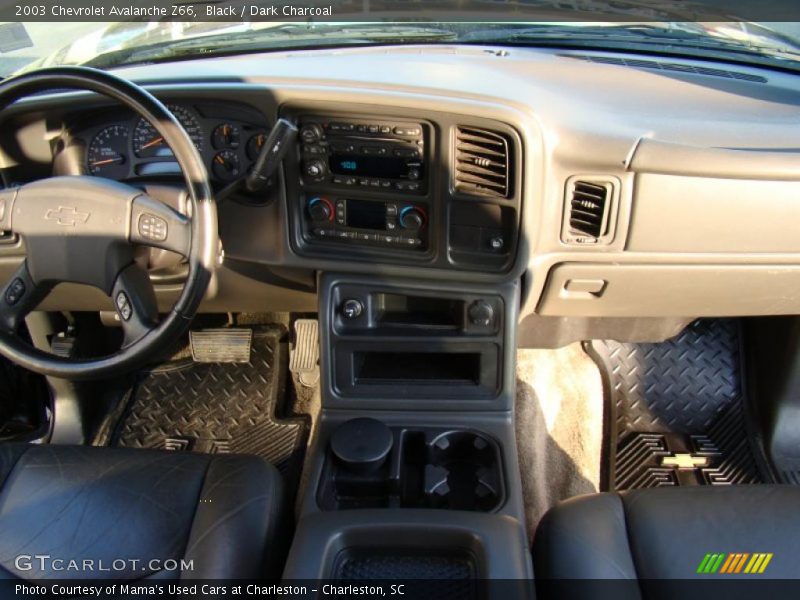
[697,553,773,575]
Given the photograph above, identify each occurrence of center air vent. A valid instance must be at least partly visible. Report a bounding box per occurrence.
[454,126,512,199]
[562,178,617,245]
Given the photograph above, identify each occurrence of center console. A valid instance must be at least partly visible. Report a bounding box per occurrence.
[280,104,530,591]
[282,105,523,273]
[297,115,431,251]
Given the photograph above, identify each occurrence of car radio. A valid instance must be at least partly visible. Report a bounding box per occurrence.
[303,196,428,250]
[298,116,427,194]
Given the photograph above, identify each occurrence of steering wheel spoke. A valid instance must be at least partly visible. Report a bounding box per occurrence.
[130,194,192,257]
[111,263,158,348]
[0,260,51,333]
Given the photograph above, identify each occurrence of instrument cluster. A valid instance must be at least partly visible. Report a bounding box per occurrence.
[79,102,269,185]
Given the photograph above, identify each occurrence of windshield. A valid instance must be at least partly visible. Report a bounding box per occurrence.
[2,20,800,77]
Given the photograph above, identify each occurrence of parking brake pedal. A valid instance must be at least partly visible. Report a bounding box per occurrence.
[289,319,319,387]
[190,329,252,363]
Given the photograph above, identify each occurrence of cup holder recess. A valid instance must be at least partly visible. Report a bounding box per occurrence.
[317,420,504,512]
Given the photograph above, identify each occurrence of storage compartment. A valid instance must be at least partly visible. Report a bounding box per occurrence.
[333,548,477,581]
[540,262,800,318]
[354,351,481,385]
[282,510,534,583]
[318,421,505,512]
[374,293,463,329]
[335,342,500,399]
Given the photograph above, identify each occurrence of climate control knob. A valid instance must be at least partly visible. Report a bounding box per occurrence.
[304,159,327,179]
[300,123,324,144]
[307,197,333,222]
[399,206,426,231]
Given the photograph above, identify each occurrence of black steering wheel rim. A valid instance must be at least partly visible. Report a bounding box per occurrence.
[0,66,217,380]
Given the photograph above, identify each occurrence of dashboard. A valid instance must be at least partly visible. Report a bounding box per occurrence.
[64,101,270,186]
[0,44,799,346]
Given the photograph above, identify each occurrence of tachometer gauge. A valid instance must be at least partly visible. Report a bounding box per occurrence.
[212,150,241,182]
[246,132,267,160]
[212,123,240,149]
[133,104,204,158]
[87,124,129,179]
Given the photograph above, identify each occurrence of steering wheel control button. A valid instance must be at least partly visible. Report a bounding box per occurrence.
[115,291,133,321]
[138,213,168,242]
[341,298,364,319]
[5,278,25,306]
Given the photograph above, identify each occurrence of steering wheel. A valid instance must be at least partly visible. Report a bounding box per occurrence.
[0,67,217,380]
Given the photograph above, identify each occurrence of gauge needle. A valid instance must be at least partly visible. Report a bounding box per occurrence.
[141,136,164,150]
[91,157,123,166]
[215,155,225,165]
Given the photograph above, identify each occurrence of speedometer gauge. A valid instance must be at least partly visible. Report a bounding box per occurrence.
[87,124,129,179]
[133,104,204,158]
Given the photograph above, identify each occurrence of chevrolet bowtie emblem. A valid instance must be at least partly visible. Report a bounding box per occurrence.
[661,453,709,469]
[45,206,90,226]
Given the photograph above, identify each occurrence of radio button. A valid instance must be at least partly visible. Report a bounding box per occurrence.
[380,180,392,188]
[359,179,370,186]
[380,125,391,134]
[386,204,398,216]
[368,125,380,134]
[394,126,421,136]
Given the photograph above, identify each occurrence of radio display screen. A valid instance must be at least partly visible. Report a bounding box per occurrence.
[329,154,412,179]
[346,199,386,231]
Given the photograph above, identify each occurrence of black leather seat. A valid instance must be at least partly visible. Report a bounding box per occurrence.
[535,486,800,585]
[0,444,285,580]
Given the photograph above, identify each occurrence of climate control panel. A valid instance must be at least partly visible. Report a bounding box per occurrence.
[303,195,428,250]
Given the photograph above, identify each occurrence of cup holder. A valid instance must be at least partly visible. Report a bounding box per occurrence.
[318,422,504,512]
[424,431,503,512]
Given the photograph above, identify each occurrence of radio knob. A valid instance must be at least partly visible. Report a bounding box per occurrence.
[399,206,425,231]
[304,159,327,179]
[300,123,324,144]
[307,197,333,222]
[407,168,421,181]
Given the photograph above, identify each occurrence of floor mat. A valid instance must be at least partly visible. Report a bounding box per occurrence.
[588,319,768,491]
[109,327,308,490]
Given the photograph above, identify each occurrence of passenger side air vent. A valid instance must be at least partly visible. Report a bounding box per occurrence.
[562,177,618,245]
[454,126,512,199]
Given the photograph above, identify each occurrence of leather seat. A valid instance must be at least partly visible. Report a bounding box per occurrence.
[0,444,285,580]
[534,486,800,586]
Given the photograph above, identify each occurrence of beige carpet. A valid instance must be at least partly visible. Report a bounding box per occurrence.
[516,343,604,542]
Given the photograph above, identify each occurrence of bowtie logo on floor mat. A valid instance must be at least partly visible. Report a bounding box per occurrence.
[697,553,773,575]
[661,453,709,469]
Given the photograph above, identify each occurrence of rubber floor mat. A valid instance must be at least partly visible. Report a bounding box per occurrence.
[588,319,767,491]
[110,327,308,489]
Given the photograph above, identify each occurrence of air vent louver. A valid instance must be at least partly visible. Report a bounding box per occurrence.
[455,126,512,199]
[568,181,610,240]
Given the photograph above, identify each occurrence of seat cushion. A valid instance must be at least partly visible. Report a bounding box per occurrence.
[0,444,285,580]
[534,485,800,584]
